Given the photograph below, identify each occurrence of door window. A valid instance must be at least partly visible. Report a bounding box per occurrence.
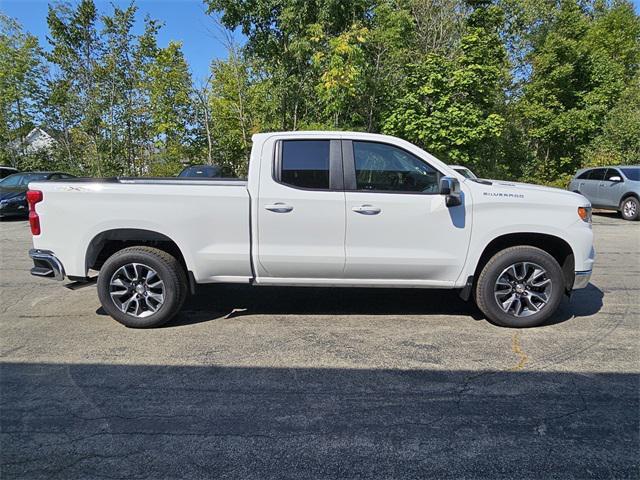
[604,168,621,181]
[577,170,591,180]
[0,174,23,187]
[589,168,606,181]
[352,141,440,193]
[280,140,330,189]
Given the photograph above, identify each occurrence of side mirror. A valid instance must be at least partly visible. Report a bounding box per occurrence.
[440,176,461,207]
[609,175,622,182]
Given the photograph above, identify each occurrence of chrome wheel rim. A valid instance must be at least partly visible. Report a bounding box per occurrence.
[109,263,165,318]
[494,262,552,318]
[623,200,636,218]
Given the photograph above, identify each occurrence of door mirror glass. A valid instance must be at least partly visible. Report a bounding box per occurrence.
[439,176,461,207]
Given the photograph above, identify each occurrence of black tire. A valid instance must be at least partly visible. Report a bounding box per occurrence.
[97,246,187,328]
[475,246,564,328]
[620,196,639,221]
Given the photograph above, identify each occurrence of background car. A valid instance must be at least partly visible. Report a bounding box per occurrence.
[568,166,639,221]
[0,171,75,219]
[450,165,477,179]
[178,164,221,178]
[0,166,18,179]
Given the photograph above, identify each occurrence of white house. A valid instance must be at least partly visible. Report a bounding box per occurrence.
[10,127,57,154]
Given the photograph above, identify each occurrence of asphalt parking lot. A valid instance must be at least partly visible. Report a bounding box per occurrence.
[1,213,638,479]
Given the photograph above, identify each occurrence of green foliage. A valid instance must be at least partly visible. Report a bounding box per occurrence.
[383,3,509,177]
[512,0,640,184]
[148,41,193,159]
[584,79,640,167]
[0,14,46,165]
[1,0,638,185]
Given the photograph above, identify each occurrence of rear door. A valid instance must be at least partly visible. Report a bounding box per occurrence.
[573,169,591,193]
[256,138,346,279]
[581,168,605,205]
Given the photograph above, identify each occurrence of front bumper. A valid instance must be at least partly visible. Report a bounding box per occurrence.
[573,270,592,290]
[29,249,65,281]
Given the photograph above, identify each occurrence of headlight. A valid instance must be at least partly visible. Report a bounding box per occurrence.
[578,206,592,223]
[0,196,24,205]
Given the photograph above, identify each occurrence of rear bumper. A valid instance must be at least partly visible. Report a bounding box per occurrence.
[573,270,592,290]
[29,249,65,281]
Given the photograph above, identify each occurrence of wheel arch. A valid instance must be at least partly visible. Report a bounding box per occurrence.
[620,191,639,203]
[85,228,189,275]
[473,233,575,293]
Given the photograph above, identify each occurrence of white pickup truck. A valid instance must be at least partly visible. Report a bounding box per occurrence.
[27,132,595,328]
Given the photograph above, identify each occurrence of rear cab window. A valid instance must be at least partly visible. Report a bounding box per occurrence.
[278,140,331,190]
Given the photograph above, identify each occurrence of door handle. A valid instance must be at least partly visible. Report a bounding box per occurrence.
[352,205,381,215]
[264,202,293,213]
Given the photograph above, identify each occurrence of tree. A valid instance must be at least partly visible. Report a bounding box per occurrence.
[0,14,46,165]
[207,46,262,176]
[509,0,640,184]
[584,79,640,166]
[148,40,193,171]
[45,0,102,173]
[205,0,375,130]
[383,2,510,176]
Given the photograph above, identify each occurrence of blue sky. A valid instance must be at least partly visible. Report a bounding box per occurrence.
[2,0,640,83]
[0,0,244,82]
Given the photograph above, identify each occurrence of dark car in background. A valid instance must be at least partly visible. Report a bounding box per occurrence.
[0,172,75,219]
[0,166,19,179]
[178,164,221,178]
[568,166,640,221]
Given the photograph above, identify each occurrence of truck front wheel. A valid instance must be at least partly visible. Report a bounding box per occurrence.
[97,246,187,328]
[475,246,564,328]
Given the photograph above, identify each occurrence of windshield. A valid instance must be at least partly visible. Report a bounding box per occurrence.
[454,167,476,179]
[0,173,49,187]
[621,168,640,181]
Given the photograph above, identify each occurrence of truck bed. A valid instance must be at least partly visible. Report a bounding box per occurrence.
[29,177,253,283]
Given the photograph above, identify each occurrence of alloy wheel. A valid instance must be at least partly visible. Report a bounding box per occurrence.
[109,263,165,318]
[623,199,637,218]
[494,262,553,318]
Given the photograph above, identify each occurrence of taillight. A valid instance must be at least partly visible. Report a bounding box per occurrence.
[26,190,43,235]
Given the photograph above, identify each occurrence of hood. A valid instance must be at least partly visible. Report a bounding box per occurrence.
[488,179,565,193]
[472,178,588,205]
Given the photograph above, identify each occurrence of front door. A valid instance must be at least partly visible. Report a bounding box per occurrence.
[257,138,346,279]
[597,168,625,208]
[343,140,471,285]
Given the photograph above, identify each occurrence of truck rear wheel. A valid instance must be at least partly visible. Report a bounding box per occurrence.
[97,246,187,328]
[475,246,564,328]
